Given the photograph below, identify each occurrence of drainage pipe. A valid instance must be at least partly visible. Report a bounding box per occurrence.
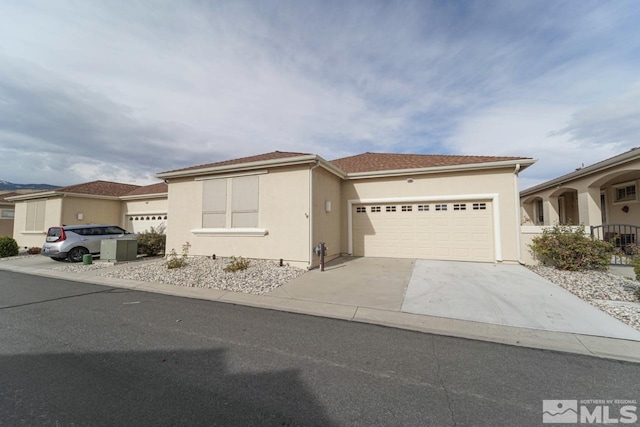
[308,160,321,269]
[513,163,524,264]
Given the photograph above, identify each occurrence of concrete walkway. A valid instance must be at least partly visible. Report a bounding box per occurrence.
[403,260,640,341]
[1,255,640,364]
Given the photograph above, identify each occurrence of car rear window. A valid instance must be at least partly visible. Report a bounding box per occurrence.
[47,228,62,238]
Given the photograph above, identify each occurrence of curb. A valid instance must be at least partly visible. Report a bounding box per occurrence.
[2,262,640,364]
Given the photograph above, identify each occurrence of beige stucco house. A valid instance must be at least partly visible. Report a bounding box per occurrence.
[0,192,17,238]
[8,181,168,249]
[520,147,640,263]
[157,151,535,269]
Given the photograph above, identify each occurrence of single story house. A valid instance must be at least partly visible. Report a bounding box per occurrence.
[157,151,535,269]
[8,181,168,249]
[0,192,17,237]
[520,147,640,262]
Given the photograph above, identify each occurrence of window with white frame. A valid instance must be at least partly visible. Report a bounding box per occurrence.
[1,209,14,219]
[25,200,46,231]
[202,175,259,228]
[614,183,636,203]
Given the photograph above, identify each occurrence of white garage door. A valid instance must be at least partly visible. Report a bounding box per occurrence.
[352,201,494,262]
[125,214,167,234]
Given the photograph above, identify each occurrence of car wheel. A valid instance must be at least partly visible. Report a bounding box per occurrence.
[67,247,89,263]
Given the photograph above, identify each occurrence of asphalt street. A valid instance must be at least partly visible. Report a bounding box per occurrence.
[1,270,639,426]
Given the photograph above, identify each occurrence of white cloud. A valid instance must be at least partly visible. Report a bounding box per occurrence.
[447,100,638,190]
[0,0,639,186]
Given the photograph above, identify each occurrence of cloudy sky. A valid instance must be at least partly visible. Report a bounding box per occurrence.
[1,1,639,189]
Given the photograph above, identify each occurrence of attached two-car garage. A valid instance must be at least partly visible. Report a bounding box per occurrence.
[351,199,495,262]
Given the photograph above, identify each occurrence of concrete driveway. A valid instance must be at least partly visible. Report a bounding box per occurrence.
[402,260,640,341]
[271,257,414,311]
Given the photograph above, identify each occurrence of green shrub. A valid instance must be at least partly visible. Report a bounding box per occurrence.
[0,236,19,258]
[632,257,640,282]
[529,224,614,271]
[166,241,190,269]
[137,225,166,256]
[224,256,250,272]
[27,247,42,255]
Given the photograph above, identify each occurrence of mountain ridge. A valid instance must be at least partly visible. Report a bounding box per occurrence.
[0,180,59,191]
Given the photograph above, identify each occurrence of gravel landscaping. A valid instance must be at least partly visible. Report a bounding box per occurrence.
[528,265,640,332]
[97,256,306,295]
[3,253,640,331]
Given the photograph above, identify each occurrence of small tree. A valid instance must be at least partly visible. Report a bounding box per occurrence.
[529,224,614,271]
[0,236,19,258]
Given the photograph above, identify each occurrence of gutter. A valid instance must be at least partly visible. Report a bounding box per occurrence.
[308,160,321,269]
[343,159,537,180]
[119,192,168,201]
[513,163,524,265]
[6,192,122,201]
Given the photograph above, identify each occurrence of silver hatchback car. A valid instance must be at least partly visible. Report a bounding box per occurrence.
[42,224,136,262]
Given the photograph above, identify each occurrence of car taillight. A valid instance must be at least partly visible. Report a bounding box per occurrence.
[47,228,67,242]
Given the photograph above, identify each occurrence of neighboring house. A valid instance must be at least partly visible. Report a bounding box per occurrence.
[121,182,169,234]
[0,192,18,237]
[156,151,535,269]
[520,147,640,262]
[8,181,168,249]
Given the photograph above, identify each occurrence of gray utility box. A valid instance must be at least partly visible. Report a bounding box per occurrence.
[100,239,138,262]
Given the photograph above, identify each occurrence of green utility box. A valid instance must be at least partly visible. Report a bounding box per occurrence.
[100,239,138,262]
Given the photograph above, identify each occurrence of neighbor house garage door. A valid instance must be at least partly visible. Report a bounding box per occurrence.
[352,201,494,262]
[125,214,167,234]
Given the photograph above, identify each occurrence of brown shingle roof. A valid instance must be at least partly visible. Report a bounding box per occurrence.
[123,182,168,197]
[55,180,140,197]
[161,151,312,174]
[331,152,531,174]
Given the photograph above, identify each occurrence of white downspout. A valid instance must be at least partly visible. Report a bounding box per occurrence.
[513,163,523,264]
[308,160,321,269]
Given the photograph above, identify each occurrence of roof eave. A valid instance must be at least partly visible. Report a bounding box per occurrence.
[345,159,536,180]
[120,192,168,200]
[7,191,123,201]
[520,149,640,196]
[156,154,346,179]
[6,191,60,201]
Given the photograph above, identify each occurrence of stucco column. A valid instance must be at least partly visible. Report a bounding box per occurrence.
[545,197,559,225]
[578,186,602,226]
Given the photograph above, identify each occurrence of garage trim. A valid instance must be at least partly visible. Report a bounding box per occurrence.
[347,193,502,261]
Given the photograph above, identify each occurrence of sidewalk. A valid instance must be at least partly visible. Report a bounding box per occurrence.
[2,256,640,364]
